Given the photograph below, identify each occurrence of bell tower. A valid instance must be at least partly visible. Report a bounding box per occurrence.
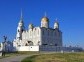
[16,10,24,40]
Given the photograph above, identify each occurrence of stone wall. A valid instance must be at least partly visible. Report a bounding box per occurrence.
[39,46,83,52]
[15,46,39,51]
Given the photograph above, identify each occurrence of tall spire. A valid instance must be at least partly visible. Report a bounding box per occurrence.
[21,9,23,20]
[44,11,47,17]
[19,9,23,23]
[55,18,58,21]
[55,18,59,23]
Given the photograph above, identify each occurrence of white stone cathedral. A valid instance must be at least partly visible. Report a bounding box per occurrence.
[13,12,62,51]
[0,12,83,52]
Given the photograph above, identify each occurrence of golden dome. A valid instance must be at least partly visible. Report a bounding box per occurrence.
[41,17,49,22]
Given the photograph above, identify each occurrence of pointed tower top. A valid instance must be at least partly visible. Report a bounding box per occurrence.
[55,18,58,21]
[21,9,23,19]
[19,9,23,23]
[44,11,47,17]
[55,18,59,23]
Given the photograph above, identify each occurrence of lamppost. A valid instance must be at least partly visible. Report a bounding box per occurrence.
[2,36,7,56]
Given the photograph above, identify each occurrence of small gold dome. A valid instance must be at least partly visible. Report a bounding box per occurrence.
[41,17,49,22]
[29,24,34,29]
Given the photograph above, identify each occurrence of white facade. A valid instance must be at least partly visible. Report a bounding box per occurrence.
[15,46,39,51]
[13,13,62,51]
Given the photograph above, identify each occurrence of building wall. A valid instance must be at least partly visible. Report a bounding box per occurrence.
[16,46,39,51]
[39,46,83,52]
[15,26,62,47]
[21,27,42,46]
[41,28,62,46]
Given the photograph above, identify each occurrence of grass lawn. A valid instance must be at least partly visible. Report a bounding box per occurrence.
[21,52,84,62]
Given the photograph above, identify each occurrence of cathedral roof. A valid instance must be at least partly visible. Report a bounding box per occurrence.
[41,17,49,22]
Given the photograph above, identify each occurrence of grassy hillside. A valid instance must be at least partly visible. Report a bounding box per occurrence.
[22,52,84,62]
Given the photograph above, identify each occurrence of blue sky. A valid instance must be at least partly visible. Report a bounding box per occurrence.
[0,0,84,48]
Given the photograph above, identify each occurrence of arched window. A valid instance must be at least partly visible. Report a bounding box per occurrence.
[55,44,57,46]
[25,43,28,46]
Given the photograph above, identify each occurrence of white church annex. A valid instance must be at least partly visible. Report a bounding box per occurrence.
[13,12,62,51]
